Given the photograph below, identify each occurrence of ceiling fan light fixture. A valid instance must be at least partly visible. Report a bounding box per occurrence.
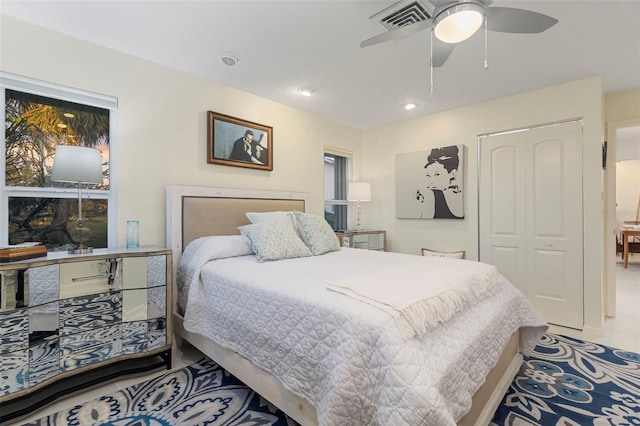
[434,2,484,44]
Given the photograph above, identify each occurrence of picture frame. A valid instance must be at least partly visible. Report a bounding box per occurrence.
[207,111,273,171]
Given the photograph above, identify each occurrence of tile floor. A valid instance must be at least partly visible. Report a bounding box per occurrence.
[548,252,640,354]
[7,255,640,424]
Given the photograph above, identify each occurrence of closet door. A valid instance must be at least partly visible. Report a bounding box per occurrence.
[479,131,527,295]
[480,121,584,329]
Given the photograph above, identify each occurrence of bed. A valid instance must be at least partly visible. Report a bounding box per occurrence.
[166,185,547,426]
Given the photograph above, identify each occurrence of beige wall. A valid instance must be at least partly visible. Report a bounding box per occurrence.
[605,89,640,122]
[617,159,640,226]
[361,76,605,333]
[0,16,362,247]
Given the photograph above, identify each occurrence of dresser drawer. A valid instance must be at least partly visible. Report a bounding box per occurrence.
[60,260,115,299]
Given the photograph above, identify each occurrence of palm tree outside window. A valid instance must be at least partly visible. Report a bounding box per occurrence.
[2,78,116,251]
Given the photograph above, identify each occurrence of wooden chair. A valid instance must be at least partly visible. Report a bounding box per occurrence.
[617,223,640,258]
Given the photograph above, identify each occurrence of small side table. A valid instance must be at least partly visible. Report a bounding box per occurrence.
[335,230,385,251]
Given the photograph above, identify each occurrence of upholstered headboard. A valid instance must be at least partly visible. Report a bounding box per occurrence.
[166,185,309,277]
[180,196,305,248]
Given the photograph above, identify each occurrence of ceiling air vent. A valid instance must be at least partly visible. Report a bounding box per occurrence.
[370,0,433,31]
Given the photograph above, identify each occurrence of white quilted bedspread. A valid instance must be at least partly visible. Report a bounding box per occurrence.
[179,236,547,426]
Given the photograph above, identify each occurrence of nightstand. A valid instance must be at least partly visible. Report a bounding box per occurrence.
[0,246,172,423]
[335,230,386,251]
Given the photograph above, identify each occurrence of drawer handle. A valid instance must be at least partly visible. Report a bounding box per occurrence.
[71,274,110,282]
[70,259,118,284]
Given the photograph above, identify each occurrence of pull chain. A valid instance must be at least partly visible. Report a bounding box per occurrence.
[429,27,434,97]
[484,8,489,70]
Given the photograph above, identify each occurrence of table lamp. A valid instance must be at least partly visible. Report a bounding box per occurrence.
[348,182,371,230]
[51,145,103,253]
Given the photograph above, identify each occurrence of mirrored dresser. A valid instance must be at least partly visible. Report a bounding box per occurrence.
[0,246,172,423]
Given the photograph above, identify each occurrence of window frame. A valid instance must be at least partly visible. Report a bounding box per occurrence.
[0,72,118,248]
[324,146,352,231]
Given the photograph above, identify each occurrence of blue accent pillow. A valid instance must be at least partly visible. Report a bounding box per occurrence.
[293,211,341,255]
[238,217,312,262]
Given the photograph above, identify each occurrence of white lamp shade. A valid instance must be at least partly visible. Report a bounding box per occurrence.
[434,3,484,44]
[348,182,371,202]
[51,145,103,184]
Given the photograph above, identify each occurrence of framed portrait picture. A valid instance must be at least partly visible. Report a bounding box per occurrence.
[207,111,273,171]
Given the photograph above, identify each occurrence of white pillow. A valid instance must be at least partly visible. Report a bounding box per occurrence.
[293,211,340,255]
[238,218,312,262]
[246,211,293,224]
[183,235,254,260]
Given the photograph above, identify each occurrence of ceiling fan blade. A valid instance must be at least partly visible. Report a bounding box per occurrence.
[360,19,433,48]
[432,41,455,68]
[486,7,558,34]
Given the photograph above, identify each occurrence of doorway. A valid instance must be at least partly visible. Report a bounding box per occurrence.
[605,120,640,317]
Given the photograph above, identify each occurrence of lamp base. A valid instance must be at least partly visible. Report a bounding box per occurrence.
[68,246,93,254]
[355,201,363,231]
[69,221,92,254]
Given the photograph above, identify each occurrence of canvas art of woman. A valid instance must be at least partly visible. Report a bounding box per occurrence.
[416,146,463,219]
[395,144,464,220]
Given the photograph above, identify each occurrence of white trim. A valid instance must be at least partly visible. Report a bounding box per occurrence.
[477,117,584,139]
[324,145,353,158]
[4,187,109,198]
[0,87,6,245]
[108,109,119,247]
[323,149,352,229]
[0,72,117,109]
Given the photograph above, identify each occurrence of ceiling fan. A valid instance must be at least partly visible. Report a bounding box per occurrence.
[361,0,558,68]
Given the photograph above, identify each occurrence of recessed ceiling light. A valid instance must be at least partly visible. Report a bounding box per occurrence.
[57,123,68,128]
[297,86,316,96]
[402,102,418,110]
[63,113,75,118]
[220,54,240,66]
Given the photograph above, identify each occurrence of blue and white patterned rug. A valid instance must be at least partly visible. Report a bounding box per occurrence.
[27,334,640,426]
[491,333,640,426]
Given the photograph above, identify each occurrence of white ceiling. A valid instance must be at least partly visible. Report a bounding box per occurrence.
[1,0,639,130]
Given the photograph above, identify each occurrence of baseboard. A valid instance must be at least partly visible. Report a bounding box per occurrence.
[548,323,603,338]
[581,325,604,337]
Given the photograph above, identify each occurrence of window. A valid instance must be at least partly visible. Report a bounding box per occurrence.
[1,73,117,251]
[324,147,351,231]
